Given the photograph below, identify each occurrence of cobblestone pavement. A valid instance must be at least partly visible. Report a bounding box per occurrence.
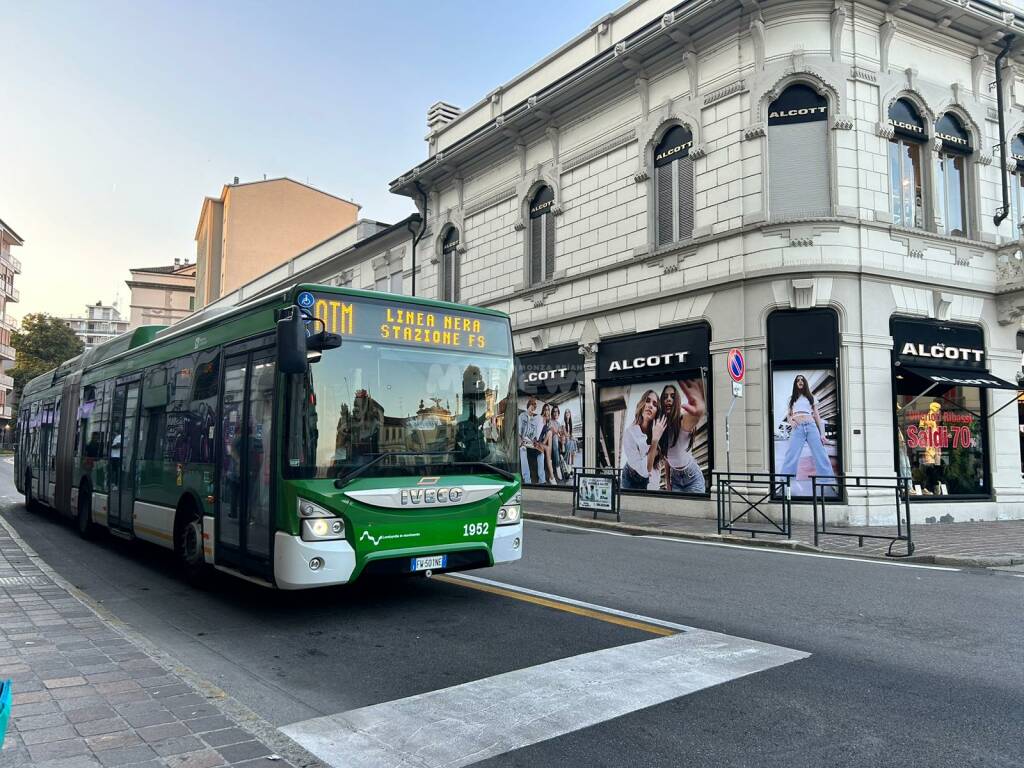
[525,497,1024,564]
[0,518,307,768]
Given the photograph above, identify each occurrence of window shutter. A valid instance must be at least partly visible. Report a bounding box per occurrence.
[677,156,694,240]
[544,212,555,279]
[453,249,460,303]
[657,165,673,245]
[769,122,830,219]
[530,216,543,285]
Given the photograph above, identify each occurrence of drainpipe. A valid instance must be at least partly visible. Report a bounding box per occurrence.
[408,182,429,297]
[993,34,1016,227]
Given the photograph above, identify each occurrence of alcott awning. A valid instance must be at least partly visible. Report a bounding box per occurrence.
[898,364,1019,390]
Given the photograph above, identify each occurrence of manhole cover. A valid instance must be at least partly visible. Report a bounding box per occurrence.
[0,575,50,587]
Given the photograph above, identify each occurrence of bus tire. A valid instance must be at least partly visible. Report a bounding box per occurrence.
[175,501,207,586]
[76,485,94,539]
[24,471,36,511]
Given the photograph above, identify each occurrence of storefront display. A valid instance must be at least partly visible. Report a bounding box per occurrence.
[595,324,711,496]
[768,310,841,498]
[516,347,584,487]
[891,318,1016,499]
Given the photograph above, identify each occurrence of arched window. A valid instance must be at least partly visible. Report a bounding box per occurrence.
[768,84,830,219]
[440,227,460,302]
[934,112,972,237]
[1009,134,1024,236]
[528,185,555,285]
[888,98,927,229]
[654,125,695,246]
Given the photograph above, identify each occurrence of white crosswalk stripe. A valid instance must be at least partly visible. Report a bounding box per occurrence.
[282,626,807,767]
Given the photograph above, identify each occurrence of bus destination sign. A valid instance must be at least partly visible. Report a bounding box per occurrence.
[299,292,510,355]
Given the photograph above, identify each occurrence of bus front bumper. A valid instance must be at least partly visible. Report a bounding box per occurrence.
[492,521,524,564]
[274,532,356,590]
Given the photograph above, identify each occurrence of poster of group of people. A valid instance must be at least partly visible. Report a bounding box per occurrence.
[770,368,840,498]
[516,350,584,486]
[599,375,710,494]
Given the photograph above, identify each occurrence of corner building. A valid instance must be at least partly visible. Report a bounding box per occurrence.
[390,0,1024,523]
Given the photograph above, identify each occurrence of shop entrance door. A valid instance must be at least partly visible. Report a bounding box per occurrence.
[217,345,275,579]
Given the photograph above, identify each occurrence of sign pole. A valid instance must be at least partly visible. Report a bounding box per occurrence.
[725,349,746,523]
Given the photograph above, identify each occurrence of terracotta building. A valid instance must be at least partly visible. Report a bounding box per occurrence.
[193,177,360,308]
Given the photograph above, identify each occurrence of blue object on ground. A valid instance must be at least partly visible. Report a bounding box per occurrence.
[0,679,11,748]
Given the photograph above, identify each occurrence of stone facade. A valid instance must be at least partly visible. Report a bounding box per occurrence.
[386,0,1024,522]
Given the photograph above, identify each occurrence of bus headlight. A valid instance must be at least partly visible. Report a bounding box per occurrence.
[297,498,345,541]
[497,504,521,525]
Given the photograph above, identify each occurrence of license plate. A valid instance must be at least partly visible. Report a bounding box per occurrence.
[411,555,446,572]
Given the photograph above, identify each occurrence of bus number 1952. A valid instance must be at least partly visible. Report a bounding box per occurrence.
[463,523,489,537]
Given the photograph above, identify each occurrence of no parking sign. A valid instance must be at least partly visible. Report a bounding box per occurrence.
[727,348,745,382]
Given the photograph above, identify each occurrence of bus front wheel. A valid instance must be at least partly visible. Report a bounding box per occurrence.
[175,503,207,586]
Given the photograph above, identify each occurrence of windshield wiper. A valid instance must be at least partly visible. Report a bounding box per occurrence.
[449,461,516,482]
[333,452,451,489]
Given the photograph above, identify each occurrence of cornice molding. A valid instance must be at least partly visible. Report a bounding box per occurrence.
[562,128,637,171]
[463,185,517,218]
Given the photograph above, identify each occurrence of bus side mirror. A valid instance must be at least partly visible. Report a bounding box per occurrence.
[277,308,308,375]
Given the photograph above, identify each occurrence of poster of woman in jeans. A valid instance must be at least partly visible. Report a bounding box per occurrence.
[772,369,839,497]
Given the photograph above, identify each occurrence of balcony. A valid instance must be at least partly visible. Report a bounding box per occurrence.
[0,251,22,274]
[2,284,19,302]
[0,405,12,420]
[0,374,13,390]
[1,315,16,331]
[0,344,15,362]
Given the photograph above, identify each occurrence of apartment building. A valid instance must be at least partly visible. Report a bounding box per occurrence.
[193,177,360,308]
[0,218,22,426]
[62,302,130,351]
[377,0,1024,523]
[126,258,197,330]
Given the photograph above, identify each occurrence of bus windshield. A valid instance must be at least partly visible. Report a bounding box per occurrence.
[285,340,517,480]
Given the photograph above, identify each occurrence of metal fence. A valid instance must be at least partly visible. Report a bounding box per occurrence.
[714,471,793,538]
[812,474,914,557]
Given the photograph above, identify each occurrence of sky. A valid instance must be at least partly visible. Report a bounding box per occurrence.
[0,0,608,321]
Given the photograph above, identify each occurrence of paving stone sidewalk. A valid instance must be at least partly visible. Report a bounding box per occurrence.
[525,497,1024,565]
[0,519,308,768]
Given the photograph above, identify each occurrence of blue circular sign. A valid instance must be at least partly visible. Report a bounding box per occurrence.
[297,291,315,309]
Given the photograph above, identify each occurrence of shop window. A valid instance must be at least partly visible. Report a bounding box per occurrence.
[528,185,555,286]
[440,227,460,303]
[595,324,711,496]
[1008,135,1024,237]
[768,84,830,219]
[890,318,1015,499]
[515,348,585,487]
[934,112,973,238]
[888,98,927,229]
[767,309,841,499]
[654,125,695,246]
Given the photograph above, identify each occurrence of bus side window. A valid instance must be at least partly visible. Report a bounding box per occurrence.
[189,350,219,464]
[165,355,194,463]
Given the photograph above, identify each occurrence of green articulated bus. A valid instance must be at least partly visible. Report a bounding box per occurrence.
[14,285,522,589]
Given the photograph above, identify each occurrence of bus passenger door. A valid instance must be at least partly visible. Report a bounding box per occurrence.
[217,349,274,579]
[38,402,56,504]
[108,381,141,532]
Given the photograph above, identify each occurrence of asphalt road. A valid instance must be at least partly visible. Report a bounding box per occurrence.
[2,462,1022,768]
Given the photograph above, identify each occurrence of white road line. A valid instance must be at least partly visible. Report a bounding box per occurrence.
[447,572,695,632]
[528,519,962,572]
[282,630,807,768]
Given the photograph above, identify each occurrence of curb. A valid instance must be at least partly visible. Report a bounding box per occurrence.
[523,511,1024,568]
[0,510,325,768]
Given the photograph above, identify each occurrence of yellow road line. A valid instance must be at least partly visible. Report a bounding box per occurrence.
[434,574,675,637]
